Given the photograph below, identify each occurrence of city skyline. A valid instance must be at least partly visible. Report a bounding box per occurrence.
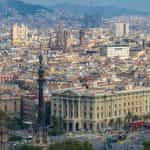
[0,0,150,150]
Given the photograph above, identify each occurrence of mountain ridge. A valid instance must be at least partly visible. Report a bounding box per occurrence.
[52,3,149,17]
[0,0,53,16]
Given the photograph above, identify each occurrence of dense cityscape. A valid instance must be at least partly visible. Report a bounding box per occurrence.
[0,0,150,150]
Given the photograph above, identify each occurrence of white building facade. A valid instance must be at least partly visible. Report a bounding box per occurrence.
[106,45,130,59]
[115,23,129,37]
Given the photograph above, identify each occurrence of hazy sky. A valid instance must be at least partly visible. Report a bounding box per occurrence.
[22,0,150,12]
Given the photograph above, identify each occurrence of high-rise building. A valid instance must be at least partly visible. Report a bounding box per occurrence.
[115,23,129,37]
[63,30,72,52]
[12,24,29,47]
[79,30,86,46]
[55,28,72,52]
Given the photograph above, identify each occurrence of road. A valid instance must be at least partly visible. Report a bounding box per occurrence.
[11,129,150,150]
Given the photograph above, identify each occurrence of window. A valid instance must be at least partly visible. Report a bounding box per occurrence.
[97,106,99,110]
[97,123,99,130]
[101,113,103,118]
[136,108,138,112]
[54,104,57,111]
[70,112,73,118]
[119,110,121,115]
[90,105,93,111]
[84,123,87,130]
[114,111,117,116]
[83,103,87,110]
[145,106,147,111]
[59,104,61,109]
[90,123,93,130]
[76,112,79,118]
[54,111,56,116]
[90,112,93,119]
[97,113,99,119]
[59,111,61,116]
[109,112,111,117]
[4,104,7,112]
[84,112,87,118]
[14,101,17,112]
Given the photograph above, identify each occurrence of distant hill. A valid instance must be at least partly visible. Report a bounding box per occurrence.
[0,1,149,28]
[0,0,52,16]
[52,3,149,17]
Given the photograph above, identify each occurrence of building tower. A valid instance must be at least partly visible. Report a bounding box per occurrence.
[115,23,129,37]
[79,30,85,46]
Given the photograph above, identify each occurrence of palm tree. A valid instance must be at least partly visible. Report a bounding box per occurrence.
[124,112,134,129]
[132,115,139,122]
[143,114,149,122]
[146,113,150,121]
[109,119,114,127]
[115,118,122,128]
[124,112,133,123]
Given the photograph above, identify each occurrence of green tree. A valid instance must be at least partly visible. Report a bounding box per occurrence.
[47,140,94,150]
[115,118,122,128]
[124,112,133,123]
[124,112,134,129]
[18,145,41,150]
[0,110,10,127]
[7,117,24,130]
[0,110,24,130]
[9,136,23,142]
[49,116,64,136]
[132,115,139,121]
[83,141,94,150]
[143,141,150,150]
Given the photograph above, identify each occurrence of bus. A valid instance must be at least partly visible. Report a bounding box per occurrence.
[130,121,145,128]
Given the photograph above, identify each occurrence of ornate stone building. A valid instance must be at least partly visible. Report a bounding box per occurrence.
[0,94,20,117]
[51,88,150,132]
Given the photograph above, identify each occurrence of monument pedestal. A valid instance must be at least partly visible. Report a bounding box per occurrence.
[32,127,49,147]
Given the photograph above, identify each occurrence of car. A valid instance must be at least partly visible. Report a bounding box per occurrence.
[87,130,93,134]
[107,135,119,143]
[100,128,112,134]
[66,132,73,137]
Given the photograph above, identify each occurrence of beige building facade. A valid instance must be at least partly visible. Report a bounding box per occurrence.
[12,24,29,47]
[0,94,21,117]
[51,88,150,132]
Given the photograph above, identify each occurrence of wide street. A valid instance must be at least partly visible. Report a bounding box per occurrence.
[11,129,150,150]
[49,130,150,150]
